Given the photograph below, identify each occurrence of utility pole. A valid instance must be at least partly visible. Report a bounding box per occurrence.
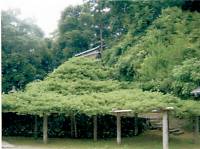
[96,0,103,57]
[100,23,103,56]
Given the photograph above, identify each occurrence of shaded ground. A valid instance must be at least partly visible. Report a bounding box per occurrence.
[3,130,200,149]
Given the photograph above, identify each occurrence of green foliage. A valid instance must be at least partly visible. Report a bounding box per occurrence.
[54,0,183,63]
[2,57,120,115]
[56,4,97,61]
[138,8,200,96]
[3,87,200,117]
[2,10,55,92]
[171,58,200,98]
[103,7,200,98]
[3,57,200,117]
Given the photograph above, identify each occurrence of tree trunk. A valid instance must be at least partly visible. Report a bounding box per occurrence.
[134,113,138,136]
[163,111,169,149]
[43,114,48,144]
[117,114,121,145]
[34,115,38,139]
[93,115,97,141]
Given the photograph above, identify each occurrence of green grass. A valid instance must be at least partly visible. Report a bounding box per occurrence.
[3,130,200,149]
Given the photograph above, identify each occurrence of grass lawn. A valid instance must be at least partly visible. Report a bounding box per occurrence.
[3,130,200,149]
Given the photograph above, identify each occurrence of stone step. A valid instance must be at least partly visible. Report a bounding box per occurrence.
[172,130,184,135]
[150,123,162,130]
[151,122,162,125]
[149,118,162,121]
[150,119,162,122]
[169,128,181,133]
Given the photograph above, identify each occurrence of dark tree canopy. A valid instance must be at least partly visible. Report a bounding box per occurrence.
[2,10,54,93]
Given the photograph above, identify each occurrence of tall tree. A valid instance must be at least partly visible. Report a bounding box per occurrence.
[2,9,54,93]
[56,4,96,61]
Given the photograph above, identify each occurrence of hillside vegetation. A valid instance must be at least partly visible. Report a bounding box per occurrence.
[103,7,200,99]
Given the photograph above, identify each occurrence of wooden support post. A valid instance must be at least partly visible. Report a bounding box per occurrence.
[117,113,121,145]
[71,114,77,138]
[70,115,74,138]
[134,113,138,136]
[93,115,97,141]
[167,112,170,141]
[74,115,77,138]
[163,111,169,149]
[43,114,48,144]
[34,115,38,139]
[194,116,199,143]
[112,109,132,144]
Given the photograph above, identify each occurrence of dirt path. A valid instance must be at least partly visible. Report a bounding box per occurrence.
[2,141,46,149]
[15,146,49,149]
[2,141,15,149]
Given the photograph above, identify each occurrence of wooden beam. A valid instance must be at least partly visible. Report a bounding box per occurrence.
[162,111,169,149]
[43,114,48,144]
[34,115,38,139]
[117,113,121,145]
[93,115,97,141]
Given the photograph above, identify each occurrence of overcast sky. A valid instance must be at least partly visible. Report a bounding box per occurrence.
[2,0,83,37]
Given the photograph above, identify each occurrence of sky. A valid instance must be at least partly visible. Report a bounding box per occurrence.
[2,0,83,37]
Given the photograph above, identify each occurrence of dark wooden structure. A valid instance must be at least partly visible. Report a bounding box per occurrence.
[191,87,200,97]
[75,45,105,58]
